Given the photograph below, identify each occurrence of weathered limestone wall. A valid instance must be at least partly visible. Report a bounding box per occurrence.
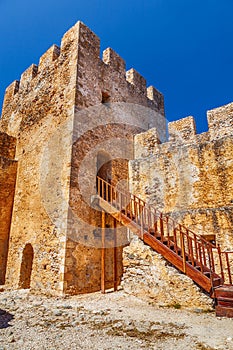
[122,234,213,309]
[0,21,165,295]
[0,133,17,284]
[62,23,166,294]
[129,103,233,250]
[0,23,81,294]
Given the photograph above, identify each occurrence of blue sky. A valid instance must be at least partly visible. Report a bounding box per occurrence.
[0,0,232,133]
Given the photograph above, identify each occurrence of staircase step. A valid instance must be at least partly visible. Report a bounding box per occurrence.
[215,286,233,299]
[95,183,233,318]
[212,278,222,288]
[217,297,233,308]
[215,305,233,318]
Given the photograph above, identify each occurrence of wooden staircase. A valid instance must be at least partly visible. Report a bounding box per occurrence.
[93,176,233,318]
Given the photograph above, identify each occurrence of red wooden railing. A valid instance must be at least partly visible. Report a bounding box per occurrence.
[218,250,233,285]
[96,176,233,290]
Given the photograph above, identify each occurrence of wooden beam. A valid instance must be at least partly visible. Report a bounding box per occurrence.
[101,210,106,294]
[113,218,117,291]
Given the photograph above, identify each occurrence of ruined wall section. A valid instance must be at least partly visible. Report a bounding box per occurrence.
[130,102,233,249]
[0,132,17,284]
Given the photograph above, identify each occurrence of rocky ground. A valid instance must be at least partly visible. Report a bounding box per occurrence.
[0,289,233,350]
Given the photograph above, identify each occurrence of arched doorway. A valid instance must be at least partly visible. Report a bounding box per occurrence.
[19,244,34,289]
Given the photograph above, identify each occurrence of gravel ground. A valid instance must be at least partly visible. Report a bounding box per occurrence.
[0,289,233,350]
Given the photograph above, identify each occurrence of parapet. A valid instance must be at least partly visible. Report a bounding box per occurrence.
[126,68,147,95]
[1,81,19,127]
[102,48,125,75]
[134,102,233,161]
[61,21,100,58]
[0,20,165,132]
[19,64,38,92]
[38,45,60,70]
[147,86,164,113]
[4,80,19,98]
[168,116,196,143]
[207,102,233,140]
[168,103,233,145]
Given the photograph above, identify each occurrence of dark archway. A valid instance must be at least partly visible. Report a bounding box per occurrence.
[18,244,34,289]
[96,151,112,200]
[97,150,112,183]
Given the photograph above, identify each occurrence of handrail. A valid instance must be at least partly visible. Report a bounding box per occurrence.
[96,176,233,287]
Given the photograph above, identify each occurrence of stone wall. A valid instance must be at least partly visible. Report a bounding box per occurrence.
[61,22,165,294]
[122,234,213,310]
[0,132,17,284]
[0,21,165,295]
[129,103,233,250]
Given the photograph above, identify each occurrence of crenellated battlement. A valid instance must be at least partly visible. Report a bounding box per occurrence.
[38,44,60,70]
[167,102,233,145]
[134,102,233,159]
[0,21,164,136]
[126,68,147,94]
[168,116,197,143]
[207,102,233,140]
[19,64,38,92]
[102,47,125,74]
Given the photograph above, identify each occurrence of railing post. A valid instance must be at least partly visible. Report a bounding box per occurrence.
[166,216,170,248]
[202,243,207,266]
[194,234,198,261]
[209,245,215,273]
[207,244,215,294]
[110,185,113,204]
[147,206,151,233]
[173,226,178,254]
[106,182,109,202]
[225,252,232,285]
[217,244,225,283]
[101,210,106,294]
[160,214,164,243]
[141,206,144,239]
[198,242,203,273]
[153,212,158,237]
[113,218,118,291]
[101,179,104,200]
[180,226,186,273]
[189,236,195,266]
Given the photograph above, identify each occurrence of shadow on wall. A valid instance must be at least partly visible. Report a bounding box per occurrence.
[19,243,34,289]
[0,309,14,329]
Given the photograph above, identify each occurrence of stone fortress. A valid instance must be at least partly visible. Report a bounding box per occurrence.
[0,21,232,305]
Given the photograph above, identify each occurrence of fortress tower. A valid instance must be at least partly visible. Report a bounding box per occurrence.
[0,21,232,309]
[0,21,165,295]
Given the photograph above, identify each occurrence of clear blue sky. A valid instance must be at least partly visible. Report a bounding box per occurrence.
[0,0,232,133]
